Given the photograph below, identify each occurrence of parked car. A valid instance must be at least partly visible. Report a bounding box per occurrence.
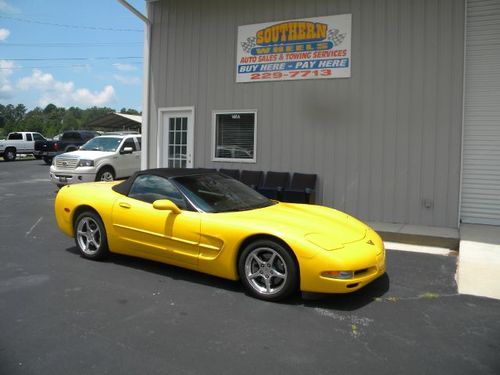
[216,145,253,159]
[0,131,48,161]
[54,169,386,302]
[34,130,100,165]
[49,134,141,187]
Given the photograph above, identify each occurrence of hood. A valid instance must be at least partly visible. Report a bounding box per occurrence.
[57,150,114,160]
[228,202,367,247]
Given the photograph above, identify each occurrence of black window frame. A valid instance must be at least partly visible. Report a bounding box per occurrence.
[211,110,257,163]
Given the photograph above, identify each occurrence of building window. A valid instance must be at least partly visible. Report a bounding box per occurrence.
[212,110,257,163]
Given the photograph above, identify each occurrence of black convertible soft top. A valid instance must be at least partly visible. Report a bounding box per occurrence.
[112,168,218,196]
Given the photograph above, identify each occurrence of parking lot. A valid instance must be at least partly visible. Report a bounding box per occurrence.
[1,159,499,375]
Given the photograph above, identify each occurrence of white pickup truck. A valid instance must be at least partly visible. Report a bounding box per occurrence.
[0,131,47,161]
[49,134,141,187]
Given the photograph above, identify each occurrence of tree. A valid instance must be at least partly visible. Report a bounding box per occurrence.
[0,104,27,135]
[120,107,141,115]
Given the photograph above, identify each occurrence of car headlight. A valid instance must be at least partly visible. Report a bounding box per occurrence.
[52,157,56,166]
[78,159,94,167]
[321,271,354,279]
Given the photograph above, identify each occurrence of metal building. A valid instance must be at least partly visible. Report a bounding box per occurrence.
[130,0,500,229]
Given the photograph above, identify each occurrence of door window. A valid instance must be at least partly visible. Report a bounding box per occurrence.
[121,138,137,152]
[128,174,187,209]
[168,117,188,168]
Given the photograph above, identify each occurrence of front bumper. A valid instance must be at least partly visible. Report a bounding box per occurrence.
[299,240,386,294]
[49,167,96,185]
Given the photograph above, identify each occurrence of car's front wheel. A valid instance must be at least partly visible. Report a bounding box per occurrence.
[74,211,109,260]
[96,167,115,182]
[4,148,16,161]
[238,239,299,301]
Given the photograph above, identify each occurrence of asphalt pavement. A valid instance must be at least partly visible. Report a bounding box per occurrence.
[1,159,499,375]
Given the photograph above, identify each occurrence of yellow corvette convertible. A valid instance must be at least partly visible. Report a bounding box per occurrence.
[55,169,385,301]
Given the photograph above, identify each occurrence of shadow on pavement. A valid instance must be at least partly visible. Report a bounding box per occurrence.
[65,246,389,311]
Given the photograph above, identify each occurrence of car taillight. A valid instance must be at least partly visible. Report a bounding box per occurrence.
[54,143,59,151]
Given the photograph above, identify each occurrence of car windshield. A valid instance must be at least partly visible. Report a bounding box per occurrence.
[173,173,275,213]
[80,137,122,152]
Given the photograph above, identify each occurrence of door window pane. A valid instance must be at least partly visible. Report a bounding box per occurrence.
[167,116,189,168]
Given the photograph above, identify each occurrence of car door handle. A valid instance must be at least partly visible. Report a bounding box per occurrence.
[119,202,131,209]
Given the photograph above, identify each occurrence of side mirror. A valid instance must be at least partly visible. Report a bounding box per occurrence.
[152,199,181,214]
[121,146,134,154]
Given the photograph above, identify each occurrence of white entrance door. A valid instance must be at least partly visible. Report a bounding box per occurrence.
[158,107,194,168]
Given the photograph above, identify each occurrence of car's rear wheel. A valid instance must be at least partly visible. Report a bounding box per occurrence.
[96,167,114,182]
[238,239,299,301]
[74,211,109,260]
[43,156,52,165]
[4,148,16,161]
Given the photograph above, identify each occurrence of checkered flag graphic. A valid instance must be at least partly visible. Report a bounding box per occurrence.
[241,37,256,53]
[327,28,346,46]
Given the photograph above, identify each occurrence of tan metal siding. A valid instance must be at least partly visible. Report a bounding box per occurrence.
[148,0,465,227]
[461,0,500,225]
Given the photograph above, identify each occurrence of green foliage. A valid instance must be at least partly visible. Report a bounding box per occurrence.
[0,103,138,138]
[120,107,141,115]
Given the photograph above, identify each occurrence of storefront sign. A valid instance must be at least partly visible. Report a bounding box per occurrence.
[236,14,351,83]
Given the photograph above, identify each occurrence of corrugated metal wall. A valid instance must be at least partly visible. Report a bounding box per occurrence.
[461,0,500,225]
[147,0,465,227]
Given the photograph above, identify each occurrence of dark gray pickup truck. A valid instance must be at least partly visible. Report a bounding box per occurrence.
[34,130,100,165]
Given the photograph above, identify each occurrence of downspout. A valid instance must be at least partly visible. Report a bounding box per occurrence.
[117,0,151,170]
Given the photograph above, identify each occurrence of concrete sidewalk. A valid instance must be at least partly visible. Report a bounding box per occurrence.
[457,224,500,300]
[369,221,500,300]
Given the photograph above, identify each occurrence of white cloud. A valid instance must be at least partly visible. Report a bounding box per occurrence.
[17,69,116,107]
[0,0,18,13]
[0,60,15,99]
[0,28,10,41]
[71,85,115,106]
[17,69,57,90]
[113,74,141,85]
[113,63,138,72]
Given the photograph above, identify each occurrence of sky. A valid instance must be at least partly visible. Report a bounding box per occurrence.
[0,0,145,111]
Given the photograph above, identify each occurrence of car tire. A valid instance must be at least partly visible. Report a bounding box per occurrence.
[43,156,52,165]
[34,155,42,160]
[4,148,16,161]
[238,239,299,301]
[74,211,109,260]
[96,167,115,182]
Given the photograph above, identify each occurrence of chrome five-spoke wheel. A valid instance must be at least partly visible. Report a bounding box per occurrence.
[77,217,101,255]
[245,247,288,295]
[239,240,298,301]
[74,211,109,260]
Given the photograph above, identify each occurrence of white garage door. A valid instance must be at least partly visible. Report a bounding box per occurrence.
[461,0,500,225]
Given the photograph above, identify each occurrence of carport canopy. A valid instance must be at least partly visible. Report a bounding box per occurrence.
[85,112,142,132]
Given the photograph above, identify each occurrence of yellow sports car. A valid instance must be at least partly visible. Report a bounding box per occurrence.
[55,169,385,301]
